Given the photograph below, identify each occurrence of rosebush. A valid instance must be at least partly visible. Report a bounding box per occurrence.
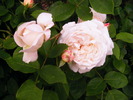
[0,0,133,100]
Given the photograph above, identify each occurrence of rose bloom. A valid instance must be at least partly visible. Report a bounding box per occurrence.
[23,0,34,8]
[14,13,54,63]
[58,9,114,73]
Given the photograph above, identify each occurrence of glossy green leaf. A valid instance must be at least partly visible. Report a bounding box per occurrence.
[113,42,120,59]
[76,5,92,21]
[89,0,114,14]
[5,0,14,8]
[31,10,47,18]
[55,83,69,100]
[109,24,116,38]
[39,40,52,56]
[70,78,86,99]
[3,38,17,49]
[68,0,89,7]
[116,32,133,43]
[49,2,75,21]
[113,0,122,7]
[39,65,67,84]
[0,49,11,60]
[2,13,12,22]
[48,44,68,58]
[6,48,39,73]
[105,89,128,100]
[16,80,43,100]
[42,90,59,100]
[113,59,126,73]
[0,6,8,16]
[86,78,106,96]
[104,71,128,88]
[123,83,133,97]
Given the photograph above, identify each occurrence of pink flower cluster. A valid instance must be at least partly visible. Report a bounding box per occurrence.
[14,8,114,73]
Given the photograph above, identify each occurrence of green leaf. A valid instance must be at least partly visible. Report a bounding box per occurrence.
[123,83,133,97]
[89,0,114,14]
[39,40,52,56]
[113,0,122,7]
[7,78,18,94]
[76,5,92,21]
[70,78,86,99]
[86,77,106,96]
[113,58,126,73]
[15,5,24,15]
[3,38,17,49]
[16,80,43,100]
[31,10,47,18]
[55,83,69,100]
[48,44,68,58]
[0,49,11,60]
[49,2,75,21]
[0,6,8,16]
[104,71,128,88]
[2,13,12,22]
[6,47,39,73]
[105,89,128,100]
[39,65,67,84]
[68,0,89,7]
[5,0,14,8]
[6,57,39,73]
[109,24,116,38]
[116,32,133,43]
[113,42,120,59]
[42,90,59,100]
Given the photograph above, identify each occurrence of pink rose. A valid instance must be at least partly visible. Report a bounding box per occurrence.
[14,13,54,63]
[58,19,114,74]
[23,0,34,8]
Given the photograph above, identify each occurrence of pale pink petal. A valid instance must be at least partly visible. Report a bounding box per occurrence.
[77,18,83,23]
[90,8,106,22]
[20,33,44,52]
[44,29,51,41]
[68,63,79,72]
[14,21,36,47]
[23,51,38,63]
[37,12,54,30]
[26,24,43,32]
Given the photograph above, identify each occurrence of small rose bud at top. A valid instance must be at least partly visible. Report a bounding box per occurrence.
[61,50,74,63]
[23,0,34,8]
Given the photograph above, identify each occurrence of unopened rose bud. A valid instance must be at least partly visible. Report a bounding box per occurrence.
[23,0,34,8]
[104,23,110,27]
[61,50,74,62]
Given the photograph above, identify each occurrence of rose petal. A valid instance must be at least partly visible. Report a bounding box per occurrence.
[37,12,54,30]
[90,8,106,22]
[14,21,36,47]
[44,29,51,41]
[23,51,38,63]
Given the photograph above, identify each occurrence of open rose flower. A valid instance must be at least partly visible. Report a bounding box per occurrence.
[14,13,54,63]
[58,9,114,73]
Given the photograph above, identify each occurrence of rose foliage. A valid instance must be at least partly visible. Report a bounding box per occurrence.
[0,0,133,100]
